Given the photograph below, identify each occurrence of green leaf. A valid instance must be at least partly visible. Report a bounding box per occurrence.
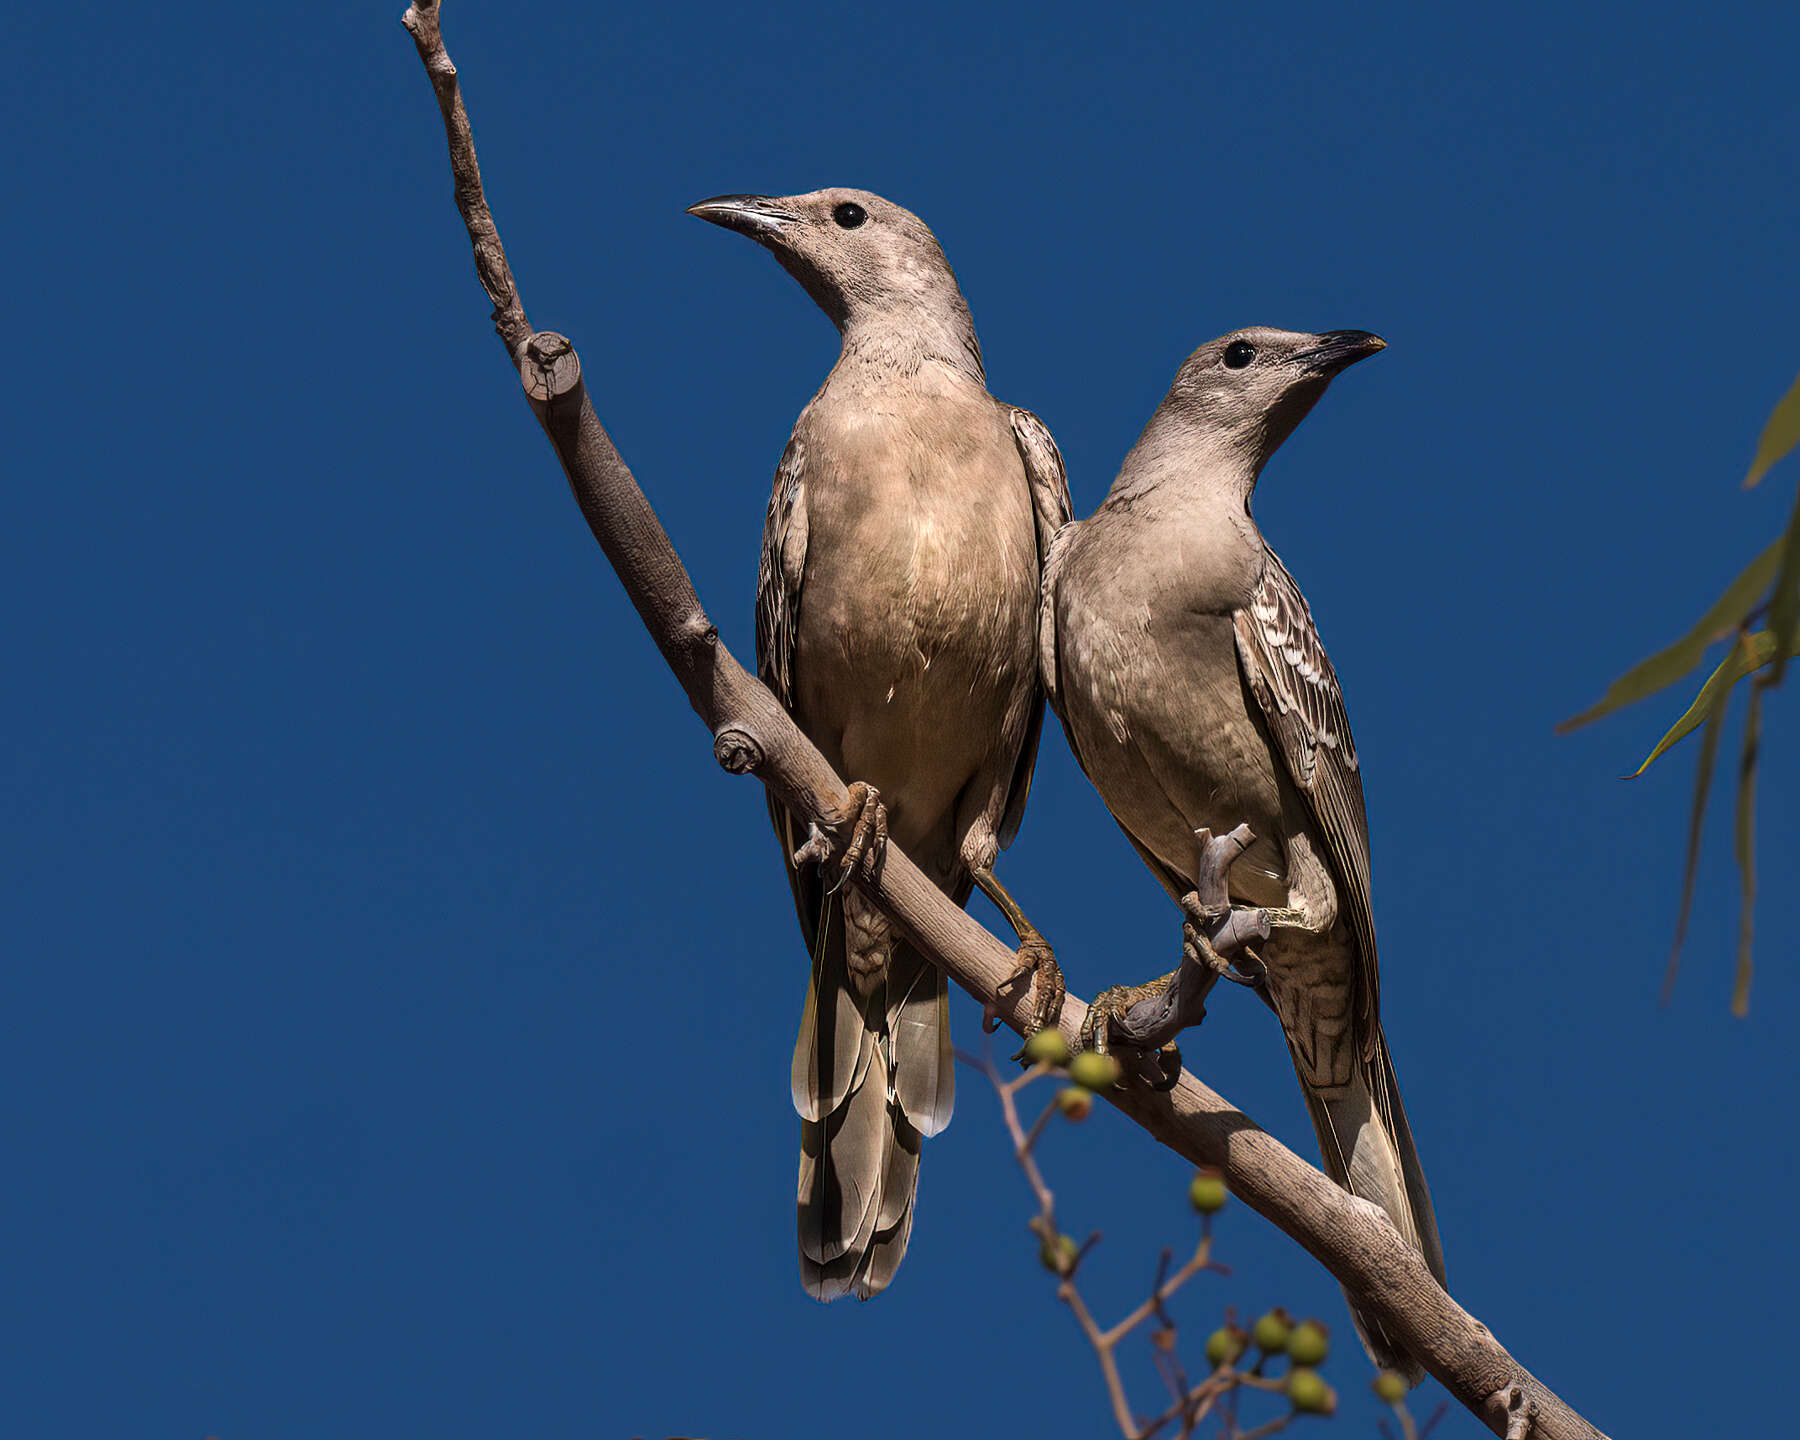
[1764,486,1800,688]
[1630,630,1787,776]
[1743,371,1800,488]
[1662,650,1734,1003]
[1558,538,1782,734]
[1731,677,1764,1017]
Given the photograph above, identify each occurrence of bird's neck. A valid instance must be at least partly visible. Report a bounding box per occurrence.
[834,303,987,388]
[1100,405,1263,517]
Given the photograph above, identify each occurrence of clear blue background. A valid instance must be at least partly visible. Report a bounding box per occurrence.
[7,3,1796,1436]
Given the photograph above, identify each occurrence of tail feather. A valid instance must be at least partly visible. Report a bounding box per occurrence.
[857,1169,919,1297]
[887,947,954,1138]
[874,1100,924,1233]
[1372,1035,1445,1286]
[797,1057,887,1268]
[1295,1027,1446,1382]
[794,894,950,1300]
[791,895,875,1121]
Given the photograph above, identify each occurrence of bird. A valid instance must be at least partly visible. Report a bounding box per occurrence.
[1040,326,1446,1377]
[689,188,1070,1300]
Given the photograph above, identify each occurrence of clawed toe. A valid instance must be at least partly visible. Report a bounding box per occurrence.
[998,932,1066,1059]
[1015,935,1066,1032]
[1076,977,1189,1088]
[1182,921,1268,991]
[792,781,888,893]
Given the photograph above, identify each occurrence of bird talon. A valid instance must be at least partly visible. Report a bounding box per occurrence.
[1184,922,1268,990]
[1004,932,1066,1041]
[792,830,831,870]
[796,781,888,894]
[1179,890,1228,929]
[1074,973,1200,1089]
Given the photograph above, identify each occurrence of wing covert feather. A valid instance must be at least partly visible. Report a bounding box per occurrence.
[756,430,819,946]
[1233,550,1380,1045]
[999,406,1074,849]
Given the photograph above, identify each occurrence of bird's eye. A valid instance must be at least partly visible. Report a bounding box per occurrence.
[833,202,868,229]
[1223,341,1257,369]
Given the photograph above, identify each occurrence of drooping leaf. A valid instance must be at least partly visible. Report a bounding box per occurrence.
[1764,486,1800,688]
[1731,676,1764,1017]
[1743,371,1800,488]
[1630,630,1786,776]
[1661,640,1736,1003]
[1558,538,1782,733]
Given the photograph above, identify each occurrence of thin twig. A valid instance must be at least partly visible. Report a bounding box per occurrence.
[1102,1237,1220,1348]
[1062,1278,1143,1438]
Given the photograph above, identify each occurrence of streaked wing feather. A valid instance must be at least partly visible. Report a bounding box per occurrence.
[1233,550,1380,1044]
[757,431,820,945]
[999,407,1074,848]
[756,430,807,713]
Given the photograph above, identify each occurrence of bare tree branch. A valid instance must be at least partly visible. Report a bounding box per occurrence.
[399,7,1610,1437]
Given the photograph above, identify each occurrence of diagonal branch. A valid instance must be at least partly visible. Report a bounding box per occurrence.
[398,6,1609,1438]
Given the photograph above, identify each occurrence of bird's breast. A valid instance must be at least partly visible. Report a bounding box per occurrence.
[1052,522,1286,895]
[790,397,1038,756]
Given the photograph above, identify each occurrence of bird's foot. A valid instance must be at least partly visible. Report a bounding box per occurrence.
[1176,823,1277,995]
[1178,899,1271,993]
[987,929,1067,1059]
[792,781,887,894]
[1078,974,1185,1091]
[1065,825,1277,1092]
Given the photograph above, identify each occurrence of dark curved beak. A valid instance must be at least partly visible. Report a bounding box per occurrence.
[1290,330,1386,374]
[685,194,801,239]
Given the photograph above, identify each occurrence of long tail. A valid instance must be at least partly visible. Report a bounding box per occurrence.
[792,890,953,1300]
[1296,1028,1446,1381]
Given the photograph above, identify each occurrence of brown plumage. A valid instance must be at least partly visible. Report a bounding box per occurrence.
[1042,328,1445,1377]
[691,188,1069,1299]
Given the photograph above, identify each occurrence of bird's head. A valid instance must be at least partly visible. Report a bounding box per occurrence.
[686,188,971,341]
[1162,327,1386,472]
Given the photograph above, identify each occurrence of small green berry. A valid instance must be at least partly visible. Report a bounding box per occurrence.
[1023,1029,1071,1067]
[1038,1232,1078,1274]
[1204,1326,1246,1369]
[1068,1051,1121,1090]
[1286,1367,1334,1415]
[1187,1170,1228,1214]
[1056,1086,1093,1120]
[1251,1307,1292,1353]
[1372,1371,1409,1404]
[1286,1319,1329,1367]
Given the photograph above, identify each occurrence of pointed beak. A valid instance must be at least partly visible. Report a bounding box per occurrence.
[1290,330,1386,374]
[685,194,802,240]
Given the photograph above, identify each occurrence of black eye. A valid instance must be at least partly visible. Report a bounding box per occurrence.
[1223,340,1256,369]
[833,202,868,229]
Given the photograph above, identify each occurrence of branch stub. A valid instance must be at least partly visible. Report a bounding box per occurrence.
[713,727,763,775]
[521,331,582,403]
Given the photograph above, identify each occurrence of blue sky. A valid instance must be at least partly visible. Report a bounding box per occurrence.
[7,3,1798,1436]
